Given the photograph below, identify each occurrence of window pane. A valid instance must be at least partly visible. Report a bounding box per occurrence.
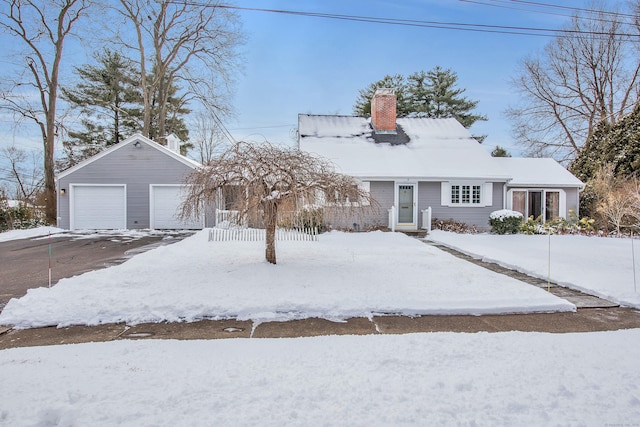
[512,191,526,215]
[472,186,481,204]
[462,186,470,203]
[451,185,460,204]
[545,191,560,221]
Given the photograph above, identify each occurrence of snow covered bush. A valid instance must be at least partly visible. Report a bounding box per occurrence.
[489,210,523,234]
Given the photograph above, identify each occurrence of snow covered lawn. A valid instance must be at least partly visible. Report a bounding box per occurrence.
[0,230,572,329]
[428,231,640,309]
[1,330,639,426]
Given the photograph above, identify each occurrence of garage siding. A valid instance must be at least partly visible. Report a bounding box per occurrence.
[57,140,196,230]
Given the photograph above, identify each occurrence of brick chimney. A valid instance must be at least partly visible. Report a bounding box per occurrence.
[371,88,397,134]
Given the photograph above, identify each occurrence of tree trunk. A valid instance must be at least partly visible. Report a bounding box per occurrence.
[265,201,277,264]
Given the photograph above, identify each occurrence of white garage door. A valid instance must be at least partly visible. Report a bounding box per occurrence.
[150,185,203,229]
[71,185,126,230]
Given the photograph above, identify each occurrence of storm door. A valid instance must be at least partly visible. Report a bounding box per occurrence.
[398,184,416,224]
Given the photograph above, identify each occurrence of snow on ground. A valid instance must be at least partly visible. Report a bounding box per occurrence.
[0,226,187,243]
[0,226,64,242]
[0,230,573,329]
[428,230,640,309]
[1,330,639,426]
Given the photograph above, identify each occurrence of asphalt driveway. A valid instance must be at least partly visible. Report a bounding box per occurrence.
[0,231,194,310]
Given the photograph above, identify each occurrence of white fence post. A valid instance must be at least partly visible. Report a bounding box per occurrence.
[388,206,396,232]
[421,207,432,232]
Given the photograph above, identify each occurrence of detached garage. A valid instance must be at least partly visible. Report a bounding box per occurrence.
[57,134,208,230]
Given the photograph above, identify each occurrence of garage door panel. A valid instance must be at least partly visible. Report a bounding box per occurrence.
[72,185,126,230]
[151,186,203,229]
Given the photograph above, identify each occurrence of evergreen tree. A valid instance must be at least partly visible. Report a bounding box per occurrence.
[61,50,142,167]
[352,74,411,117]
[352,67,486,130]
[147,67,190,144]
[570,102,640,182]
[491,146,512,157]
[413,67,486,128]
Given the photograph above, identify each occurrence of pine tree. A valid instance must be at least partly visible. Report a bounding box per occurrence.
[353,67,486,130]
[61,50,142,167]
[147,67,190,144]
[352,74,411,117]
[570,102,640,182]
[491,146,512,157]
[417,67,486,128]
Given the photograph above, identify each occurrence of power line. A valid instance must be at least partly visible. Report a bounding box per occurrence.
[460,0,637,26]
[506,0,636,19]
[205,3,640,39]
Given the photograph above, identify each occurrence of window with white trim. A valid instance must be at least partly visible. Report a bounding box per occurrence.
[442,182,493,207]
[451,184,482,205]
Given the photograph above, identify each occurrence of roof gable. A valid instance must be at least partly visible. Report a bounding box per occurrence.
[56,134,201,180]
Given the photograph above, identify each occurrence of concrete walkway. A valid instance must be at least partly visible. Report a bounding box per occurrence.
[2,239,640,350]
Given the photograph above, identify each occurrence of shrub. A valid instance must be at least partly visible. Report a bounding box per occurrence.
[519,216,544,235]
[489,209,523,234]
[432,218,479,234]
[0,200,46,232]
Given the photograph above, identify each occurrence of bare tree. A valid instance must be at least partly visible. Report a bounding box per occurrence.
[507,3,640,163]
[0,0,92,223]
[190,112,230,164]
[116,0,243,143]
[182,141,373,264]
[1,146,44,203]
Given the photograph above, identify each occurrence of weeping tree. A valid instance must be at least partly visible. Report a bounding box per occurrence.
[182,141,373,264]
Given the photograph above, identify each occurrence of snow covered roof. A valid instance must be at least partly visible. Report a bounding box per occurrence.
[298,114,511,181]
[494,157,584,188]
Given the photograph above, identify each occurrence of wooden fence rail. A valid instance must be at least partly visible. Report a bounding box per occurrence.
[209,227,319,242]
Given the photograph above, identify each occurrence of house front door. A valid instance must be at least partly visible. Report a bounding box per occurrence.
[397,184,416,227]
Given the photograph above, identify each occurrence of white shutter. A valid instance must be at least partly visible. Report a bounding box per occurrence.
[483,182,494,206]
[441,182,450,206]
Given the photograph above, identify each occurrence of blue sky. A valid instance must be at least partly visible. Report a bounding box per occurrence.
[0,0,596,164]
[226,0,589,155]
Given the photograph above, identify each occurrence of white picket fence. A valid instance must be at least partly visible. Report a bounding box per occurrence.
[209,227,319,242]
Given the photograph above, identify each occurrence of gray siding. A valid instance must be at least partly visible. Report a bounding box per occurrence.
[324,181,503,231]
[420,182,504,231]
[57,140,196,229]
